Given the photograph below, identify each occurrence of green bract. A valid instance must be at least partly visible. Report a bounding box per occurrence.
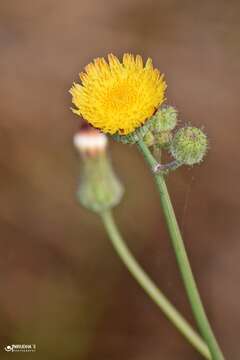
[112,116,155,144]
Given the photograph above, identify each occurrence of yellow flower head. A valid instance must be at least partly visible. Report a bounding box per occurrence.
[70,53,167,135]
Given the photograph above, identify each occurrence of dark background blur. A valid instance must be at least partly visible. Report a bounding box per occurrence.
[0,0,239,359]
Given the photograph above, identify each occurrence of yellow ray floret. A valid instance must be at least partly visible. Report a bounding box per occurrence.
[70,53,167,135]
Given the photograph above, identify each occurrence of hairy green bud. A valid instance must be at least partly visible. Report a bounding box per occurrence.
[170,127,208,165]
[143,130,155,147]
[155,131,173,148]
[152,105,178,133]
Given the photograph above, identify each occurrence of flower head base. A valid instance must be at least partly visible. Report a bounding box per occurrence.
[70,54,166,136]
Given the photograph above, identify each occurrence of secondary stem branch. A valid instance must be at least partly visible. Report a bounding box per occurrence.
[100,210,211,359]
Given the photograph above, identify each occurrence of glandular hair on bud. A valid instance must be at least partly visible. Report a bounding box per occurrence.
[74,128,124,212]
[152,105,178,133]
[170,127,208,165]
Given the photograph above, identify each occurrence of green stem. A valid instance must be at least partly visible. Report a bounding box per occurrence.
[100,210,211,359]
[137,139,224,360]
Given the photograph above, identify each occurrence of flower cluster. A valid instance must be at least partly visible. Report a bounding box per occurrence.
[70,53,208,170]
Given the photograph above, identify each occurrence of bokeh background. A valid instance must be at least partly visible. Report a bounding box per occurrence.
[0,0,239,359]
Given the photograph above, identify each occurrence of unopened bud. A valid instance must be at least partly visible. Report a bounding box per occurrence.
[155,131,173,148]
[152,105,178,133]
[143,131,155,147]
[170,127,208,165]
[74,128,124,213]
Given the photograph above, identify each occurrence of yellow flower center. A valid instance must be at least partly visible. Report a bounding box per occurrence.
[70,53,167,135]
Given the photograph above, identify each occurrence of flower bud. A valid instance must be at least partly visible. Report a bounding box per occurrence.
[152,105,178,133]
[74,128,124,213]
[170,127,208,165]
[155,131,173,148]
[143,130,155,147]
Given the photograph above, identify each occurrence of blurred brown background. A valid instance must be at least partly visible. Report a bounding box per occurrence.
[0,0,239,359]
